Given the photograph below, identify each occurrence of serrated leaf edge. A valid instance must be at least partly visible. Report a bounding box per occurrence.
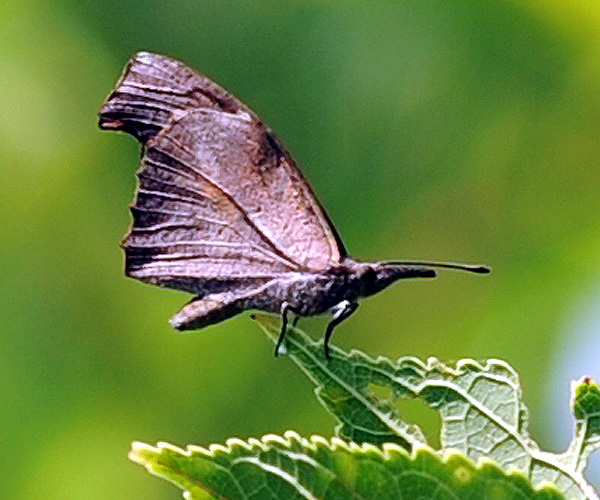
[130,431,568,499]
[254,316,599,500]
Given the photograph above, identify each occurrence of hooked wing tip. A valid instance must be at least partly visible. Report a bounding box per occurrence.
[98,117,123,130]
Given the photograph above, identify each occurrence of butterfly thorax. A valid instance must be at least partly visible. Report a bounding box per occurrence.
[249,260,436,318]
[248,262,361,317]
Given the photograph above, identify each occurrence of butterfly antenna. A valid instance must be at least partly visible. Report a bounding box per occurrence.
[388,261,491,274]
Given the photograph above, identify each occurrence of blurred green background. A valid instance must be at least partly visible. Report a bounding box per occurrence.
[2,0,600,498]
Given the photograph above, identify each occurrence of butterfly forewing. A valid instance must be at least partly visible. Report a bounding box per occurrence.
[99,52,243,140]
[99,52,345,293]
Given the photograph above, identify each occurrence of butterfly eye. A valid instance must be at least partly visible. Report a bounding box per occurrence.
[359,267,377,294]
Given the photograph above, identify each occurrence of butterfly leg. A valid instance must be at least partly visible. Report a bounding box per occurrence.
[323,300,359,360]
[275,302,299,357]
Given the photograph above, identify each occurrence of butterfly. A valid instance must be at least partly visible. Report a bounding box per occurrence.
[99,52,489,359]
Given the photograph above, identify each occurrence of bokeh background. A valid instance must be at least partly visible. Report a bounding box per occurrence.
[2,0,600,498]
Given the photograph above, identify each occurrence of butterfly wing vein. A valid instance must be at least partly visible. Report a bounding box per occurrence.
[99,52,346,296]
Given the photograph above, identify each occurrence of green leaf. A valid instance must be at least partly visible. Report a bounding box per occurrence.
[564,377,600,474]
[254,315,599,500]
[253,315,427,450]
[130,431,565,500]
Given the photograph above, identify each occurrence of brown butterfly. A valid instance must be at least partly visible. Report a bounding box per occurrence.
[99,52,489,359]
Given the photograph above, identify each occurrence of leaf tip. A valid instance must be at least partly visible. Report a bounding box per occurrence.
[129,441,156,465]
[250,313,279,337]
[572,375,600,420]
